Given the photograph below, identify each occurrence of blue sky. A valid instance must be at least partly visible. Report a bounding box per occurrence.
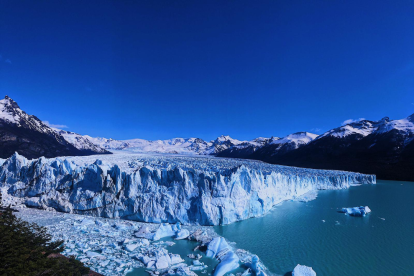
[0,1,413,141]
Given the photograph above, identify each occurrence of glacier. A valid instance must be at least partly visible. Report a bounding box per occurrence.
[0,152,375,226]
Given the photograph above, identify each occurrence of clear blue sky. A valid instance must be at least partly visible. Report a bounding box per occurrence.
[0,1,413,141]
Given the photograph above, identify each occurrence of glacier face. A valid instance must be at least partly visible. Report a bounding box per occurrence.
[0,152,375,226]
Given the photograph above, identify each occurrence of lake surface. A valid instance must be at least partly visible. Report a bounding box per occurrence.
[215,180,414,276]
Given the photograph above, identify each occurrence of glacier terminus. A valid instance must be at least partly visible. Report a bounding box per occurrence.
[0,152,375,226]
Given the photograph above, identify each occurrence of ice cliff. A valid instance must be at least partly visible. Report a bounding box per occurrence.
[0,152,376,225]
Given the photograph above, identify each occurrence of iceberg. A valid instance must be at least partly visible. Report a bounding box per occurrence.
[246,255,267,276]
[292,264,317,276]
[340,206,371,217]
[206,237,240,276]
[214,251,239,276]
[175,229,190,240]
[154,248,172,269]
[86,251,105,259]
[151,222,185,240]
[0,152,376,225]
[167,265,198,276]
[152,223,178,241]
[124,243,140,252]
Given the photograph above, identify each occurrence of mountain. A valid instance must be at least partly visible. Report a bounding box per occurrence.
[0,96,110,159]
[83,135,254,155]
[4,94,412,180]
[55,129,110,154]
[214,136,278,158]
[83,136,130,150]
[217,132,317,159]
[123,137,212,154]
[218,116,414,181]
[204,135,246,154]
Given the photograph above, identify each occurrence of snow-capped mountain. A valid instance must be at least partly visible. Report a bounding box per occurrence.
[2,94,413,180]
[55,129,110,154]
[0,96,110,159]
[0,96,67,141]
[217,132,317,158]
[317,117,388,139]
[123,137,212,154]
[270,132,318,149]
[203,135,245,154]
[247,115,414,181]
[80,135,248,155]
[83,136,130,150]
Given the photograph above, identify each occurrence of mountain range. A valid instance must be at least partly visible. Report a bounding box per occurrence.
[0,96,413,181]
[218,117,414,181]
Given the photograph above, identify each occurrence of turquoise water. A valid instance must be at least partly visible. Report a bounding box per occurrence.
[215,180,414,276]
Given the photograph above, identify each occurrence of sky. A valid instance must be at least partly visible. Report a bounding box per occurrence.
[0,1,413,141]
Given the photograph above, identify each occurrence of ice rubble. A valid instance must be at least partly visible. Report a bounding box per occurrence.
[246,256,267,276]
[15,208,266,276]
[0,152,375,226]
[206,237,240,276]
[340,206,371,217]
[292,264,316,276]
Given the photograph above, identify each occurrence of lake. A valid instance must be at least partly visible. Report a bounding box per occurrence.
[215,180,414,276]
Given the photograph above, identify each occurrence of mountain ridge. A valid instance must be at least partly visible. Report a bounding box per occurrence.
[1,95,413,180]
[223,115,414,181]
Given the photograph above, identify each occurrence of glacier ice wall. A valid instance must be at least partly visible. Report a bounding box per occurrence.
[0,153,375,225]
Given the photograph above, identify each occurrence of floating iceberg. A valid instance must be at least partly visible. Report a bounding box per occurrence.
[340,206,371,217]
[0,152,375,225]
[292,264,317,276]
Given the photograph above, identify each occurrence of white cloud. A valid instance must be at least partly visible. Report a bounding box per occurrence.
[342,118,365,126]
[43,121,68,129]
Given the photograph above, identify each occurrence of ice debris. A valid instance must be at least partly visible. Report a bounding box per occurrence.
[207,237,240,276]
[245,255,267,276]
[0,152,375,226]
[292,264,316,276]
[15,208,263,276]
[340,206,371,217]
